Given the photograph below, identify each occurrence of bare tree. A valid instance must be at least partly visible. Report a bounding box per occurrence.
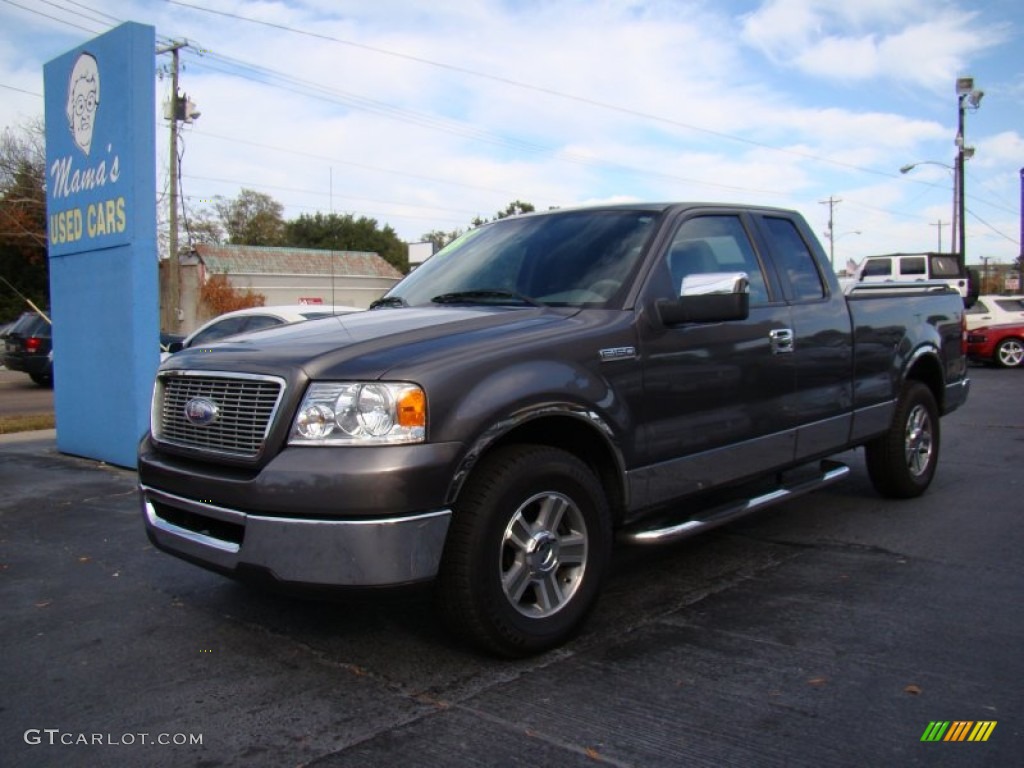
[0,119,48,319]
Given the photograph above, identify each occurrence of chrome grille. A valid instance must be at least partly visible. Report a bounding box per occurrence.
[155,372,285,458]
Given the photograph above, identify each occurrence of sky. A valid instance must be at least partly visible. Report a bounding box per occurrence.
[1,0,1022,270]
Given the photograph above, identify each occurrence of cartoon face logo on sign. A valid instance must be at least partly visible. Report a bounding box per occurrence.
[65,52,100,156]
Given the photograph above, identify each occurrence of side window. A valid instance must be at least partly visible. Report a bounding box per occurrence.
[862,259,892,277]
[665,215,770,304]
[901,257,926,276]
[762,216,825,301]
[929,255,961,278]
[241,315,285,333]
[189,316,249,347]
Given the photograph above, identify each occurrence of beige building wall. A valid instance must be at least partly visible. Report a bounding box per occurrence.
[220,273,398,310]
[162,246,403,335]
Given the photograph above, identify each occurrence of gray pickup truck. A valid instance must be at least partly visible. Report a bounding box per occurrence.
[140,203,969,656]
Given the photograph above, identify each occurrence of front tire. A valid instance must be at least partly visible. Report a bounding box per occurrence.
[865,381,940,498]
[994,337,1024,368]
[437,444,611,657]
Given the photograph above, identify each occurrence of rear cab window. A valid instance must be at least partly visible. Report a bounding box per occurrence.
[760,216,826,302]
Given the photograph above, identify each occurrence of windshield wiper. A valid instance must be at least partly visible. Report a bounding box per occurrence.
[430,290,544,307]
[369,295,408,309]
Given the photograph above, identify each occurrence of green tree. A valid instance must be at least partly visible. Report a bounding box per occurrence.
[214,188,286,246]
[286,211,407,273]
[422,200,537,249]
[493,199,536,219]
[0,120,48,321]
[185,206,225,245]
[421,228,464,252]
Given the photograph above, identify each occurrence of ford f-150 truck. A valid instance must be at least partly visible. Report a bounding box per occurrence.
[139,203,970,656]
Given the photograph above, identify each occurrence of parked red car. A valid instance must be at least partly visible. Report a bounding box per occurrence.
[966,322,1024,368]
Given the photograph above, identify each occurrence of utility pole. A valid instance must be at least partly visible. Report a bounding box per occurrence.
[156,40,192,332]
[1018,168,1023,277]
[819,196,841,269]
[931,220,948,253]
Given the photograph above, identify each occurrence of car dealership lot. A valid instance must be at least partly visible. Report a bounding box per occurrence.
[1,366,1020,767]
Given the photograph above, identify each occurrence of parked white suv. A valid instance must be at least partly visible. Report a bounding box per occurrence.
[844,252,977,305]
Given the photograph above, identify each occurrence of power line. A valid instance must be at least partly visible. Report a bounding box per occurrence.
[61,0,121,24]
[191,129,523,198]
[17,0,1016,249]
[34,0,115,27]
[179,52,792,199]
[0,0,105,34]
[183,173,484,219]
[163,0,904,182]
[0,83,42,98]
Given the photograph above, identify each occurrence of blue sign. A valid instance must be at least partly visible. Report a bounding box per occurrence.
[44,22,158,468]
[45,24,154,256]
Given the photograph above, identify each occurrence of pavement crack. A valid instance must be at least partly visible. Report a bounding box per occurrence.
[453,703,635,767]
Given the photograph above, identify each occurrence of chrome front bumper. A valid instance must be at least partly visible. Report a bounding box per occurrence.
[141,485,451,586]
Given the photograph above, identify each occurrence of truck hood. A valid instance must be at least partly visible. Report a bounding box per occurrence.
[162,305,572,380]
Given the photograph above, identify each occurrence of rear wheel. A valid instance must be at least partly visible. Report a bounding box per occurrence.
[437,444,611,657]
[865,381,939,498]
[994,338,1024,368]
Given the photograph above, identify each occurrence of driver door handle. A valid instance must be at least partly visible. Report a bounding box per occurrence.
[770,328,794,355]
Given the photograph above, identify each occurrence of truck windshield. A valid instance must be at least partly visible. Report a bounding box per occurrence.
[385,210,659,308]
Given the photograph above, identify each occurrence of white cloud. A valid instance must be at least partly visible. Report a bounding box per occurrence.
[0,0,1018,263]
[739,0,1007,92]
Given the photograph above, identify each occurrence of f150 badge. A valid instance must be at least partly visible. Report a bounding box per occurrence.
[599,346,637,361]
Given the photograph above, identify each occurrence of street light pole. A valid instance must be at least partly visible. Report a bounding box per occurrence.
[956,97,966,267]
[899,160,961,254]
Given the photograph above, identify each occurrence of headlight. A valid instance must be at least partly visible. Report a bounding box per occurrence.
[289,382,426,445]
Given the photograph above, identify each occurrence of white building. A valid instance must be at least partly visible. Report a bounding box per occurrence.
[166,244,403,333]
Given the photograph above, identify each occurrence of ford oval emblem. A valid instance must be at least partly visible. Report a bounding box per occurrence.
[184,397,219,426]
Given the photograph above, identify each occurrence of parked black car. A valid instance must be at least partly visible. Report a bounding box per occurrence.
[2,311,53,387]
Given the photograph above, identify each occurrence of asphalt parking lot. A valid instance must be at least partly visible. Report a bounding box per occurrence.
[0,368,54,416]
[1,366,1020,767]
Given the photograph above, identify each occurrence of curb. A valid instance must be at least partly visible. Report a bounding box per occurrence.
[0,428,57,445]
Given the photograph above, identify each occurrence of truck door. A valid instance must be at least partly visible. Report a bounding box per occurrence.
[754,214,854,461]
[635,212,796,503]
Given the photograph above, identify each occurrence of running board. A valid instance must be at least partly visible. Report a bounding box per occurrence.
[619,460,851,545]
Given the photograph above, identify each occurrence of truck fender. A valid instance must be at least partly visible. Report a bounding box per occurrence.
[901,343,945,408]
[442,361,629,507]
